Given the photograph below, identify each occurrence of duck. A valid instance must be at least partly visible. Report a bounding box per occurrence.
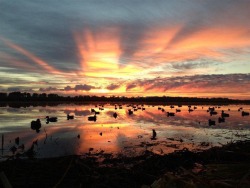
[221,110,229,118]
[210,111,218,116]
[167,112,175,117]
[242,111,249,116]
[46,116,57,124]
[176,109,181,113]
[208,119,216,126]
[128,109,133,115]
[88,115,97,121]
[67,114,74,120]
[218,117,225,123]
[31,119,42,132]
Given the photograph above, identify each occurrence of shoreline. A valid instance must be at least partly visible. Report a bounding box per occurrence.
[1,140,250,187]
[1,101,250,108]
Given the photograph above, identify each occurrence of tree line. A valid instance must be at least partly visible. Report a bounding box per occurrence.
[0,92,249,105]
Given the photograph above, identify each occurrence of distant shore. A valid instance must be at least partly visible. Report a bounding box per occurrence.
[1,92,250,108]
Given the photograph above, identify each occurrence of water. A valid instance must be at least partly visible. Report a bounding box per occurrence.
[0,103,250,159]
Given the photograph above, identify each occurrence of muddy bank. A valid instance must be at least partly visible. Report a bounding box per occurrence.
[1,140,250,188]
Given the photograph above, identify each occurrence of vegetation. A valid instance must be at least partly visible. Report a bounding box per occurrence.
[1,140,250,187]
[0,92,250,106]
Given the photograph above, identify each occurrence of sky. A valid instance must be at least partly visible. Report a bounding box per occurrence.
[0,0,250,99]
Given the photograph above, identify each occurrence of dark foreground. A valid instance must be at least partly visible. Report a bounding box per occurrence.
[1,140,250,188]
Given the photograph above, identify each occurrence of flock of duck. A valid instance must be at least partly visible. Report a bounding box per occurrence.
[30,114,74,132]
[30,104,249,133]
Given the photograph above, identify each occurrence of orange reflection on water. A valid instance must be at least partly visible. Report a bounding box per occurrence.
[75,121,144,154]
[1,104,250,158]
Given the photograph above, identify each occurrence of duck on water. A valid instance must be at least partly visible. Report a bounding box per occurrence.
[46,116,58,124]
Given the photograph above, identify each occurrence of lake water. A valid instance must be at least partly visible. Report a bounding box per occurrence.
[0,103,250,159]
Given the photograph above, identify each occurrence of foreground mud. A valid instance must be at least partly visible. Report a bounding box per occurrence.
[1,140,250,188]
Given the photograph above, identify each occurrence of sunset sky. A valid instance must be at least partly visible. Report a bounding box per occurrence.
[0,0,250,99]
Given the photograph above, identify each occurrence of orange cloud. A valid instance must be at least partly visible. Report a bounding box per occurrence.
[74,28,145,80]
[0,37,66,75]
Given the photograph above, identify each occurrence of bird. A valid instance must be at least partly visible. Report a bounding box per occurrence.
[167,112,175,117]
[128,109,133,115]
[67,114,74,120]
[218,117,225,123]
[31,119,41,132]
[208,119,216,126]
[210,111,218,116]
[221,110,229,118]
[46,116,57,124]
[242,111,249,116]
[88,115,97,121]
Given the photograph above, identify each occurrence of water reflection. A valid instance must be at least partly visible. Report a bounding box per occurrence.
[0,104,250,159]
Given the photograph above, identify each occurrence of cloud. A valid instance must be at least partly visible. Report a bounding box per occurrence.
[75,84,95,91]
[106,84,120,90]
[39,87,58,92]
[0,1,250,98]
[127,74,250,93]
[7,87,34,93]
[64,86,72,91]
[126,83,137,91]
[63,84,97,91]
